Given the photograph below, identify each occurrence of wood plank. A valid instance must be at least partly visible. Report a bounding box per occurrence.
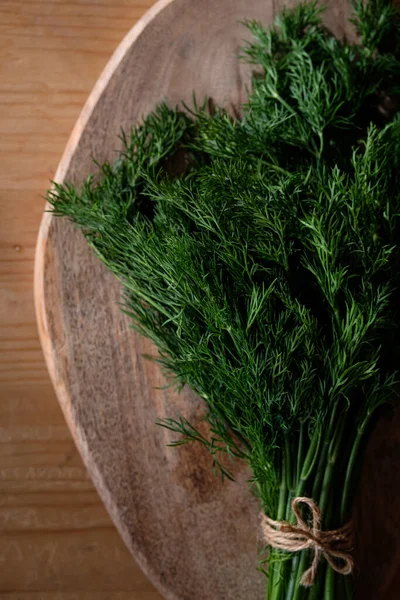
[0,0,161,598]
[38,1,399,599]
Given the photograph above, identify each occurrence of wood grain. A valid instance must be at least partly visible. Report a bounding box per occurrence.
[0,0,161,598]
[30,0,400,599]
[33,1,400,599]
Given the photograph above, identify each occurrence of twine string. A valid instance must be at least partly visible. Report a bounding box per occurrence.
[261,497,354,587]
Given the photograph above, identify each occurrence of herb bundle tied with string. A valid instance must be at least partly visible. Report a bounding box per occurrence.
[48,1,400,598]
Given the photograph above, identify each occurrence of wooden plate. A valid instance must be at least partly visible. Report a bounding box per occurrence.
[34,0,400,598]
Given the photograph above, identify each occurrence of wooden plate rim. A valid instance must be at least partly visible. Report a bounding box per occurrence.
[34,2,187,599]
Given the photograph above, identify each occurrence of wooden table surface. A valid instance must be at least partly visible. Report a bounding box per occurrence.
[0,1,162,597]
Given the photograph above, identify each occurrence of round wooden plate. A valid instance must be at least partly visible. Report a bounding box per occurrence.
[35,0,400,598]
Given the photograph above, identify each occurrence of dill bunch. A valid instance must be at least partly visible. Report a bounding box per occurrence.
[48,1,400,598]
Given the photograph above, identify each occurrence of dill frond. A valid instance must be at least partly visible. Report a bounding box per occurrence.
[48,2,400,597]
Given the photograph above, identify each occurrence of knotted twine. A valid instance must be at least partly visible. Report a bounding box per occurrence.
[261,497,354,587]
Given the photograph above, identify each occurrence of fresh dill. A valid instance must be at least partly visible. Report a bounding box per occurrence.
[48,1,400,598]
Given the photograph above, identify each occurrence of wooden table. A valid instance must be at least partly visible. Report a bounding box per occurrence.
[0,1,162,597]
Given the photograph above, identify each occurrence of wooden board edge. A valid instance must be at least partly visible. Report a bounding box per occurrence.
[33,0,176,417]
[33,2,183,599]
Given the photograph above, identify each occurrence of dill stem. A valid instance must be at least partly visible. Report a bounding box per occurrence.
[288,407,348,600]
[268,449,288,599]
[308,566,324,600]
[308,434,330,508]
[318,460,335,524]
[340,411,371,522]
[291,557,306,600]
[284,425,323,600]
[319,412,346,600]
[298,424,322,491]
[324,566,335,600]
[284,555,300,600]
[296,423,305,485]
[285,435,294,498]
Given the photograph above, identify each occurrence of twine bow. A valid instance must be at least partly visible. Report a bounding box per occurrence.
[261,497,354,587]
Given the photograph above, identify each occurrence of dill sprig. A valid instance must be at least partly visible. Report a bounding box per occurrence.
[48,1,400,598]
